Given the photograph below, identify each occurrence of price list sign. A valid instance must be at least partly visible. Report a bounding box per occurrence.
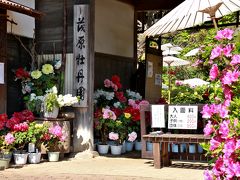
[168,106,198,129]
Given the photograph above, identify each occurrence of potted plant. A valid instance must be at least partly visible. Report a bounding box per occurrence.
[27,122,48,164]
[108,132,122,155]
[42,124,66,162]
[0,133,16,169]
[43,86,79,118]
[95,108,117,154]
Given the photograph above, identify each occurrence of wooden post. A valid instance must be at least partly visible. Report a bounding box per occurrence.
[73,0,95,152]
[0,9,7,114]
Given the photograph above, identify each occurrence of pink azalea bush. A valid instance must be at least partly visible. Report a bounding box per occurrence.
[201,28,240,180]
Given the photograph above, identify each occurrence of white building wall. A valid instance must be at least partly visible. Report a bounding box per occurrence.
[7,0,35,38]
[95,0,134,58]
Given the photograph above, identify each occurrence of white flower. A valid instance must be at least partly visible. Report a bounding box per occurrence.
[57,94,79,108]
[46,86,58,94]
[30,93,36,101]
[113,102,121,108]
[126,89,142,100]
[94,89,114,101]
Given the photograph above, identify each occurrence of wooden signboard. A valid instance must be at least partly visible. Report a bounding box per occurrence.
[73,4,89,107]
[168,105,198,129]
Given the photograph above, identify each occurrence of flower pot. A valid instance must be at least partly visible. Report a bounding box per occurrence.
[146,141,153,151]
[125,141,134,152]
[44,107,59,118]
[180,144,187,153]
[28,143,35,153]
[0,158,10,169]
[198,144,203,153]
[135,141,142,151]
[172,144,178,153]
[48,152,60,162]
[110,145,122,155]
[189,144,196,153]
[13,153,28,165]
[97,144,109,155]
[28,152,41,164]
[2,152,12,160]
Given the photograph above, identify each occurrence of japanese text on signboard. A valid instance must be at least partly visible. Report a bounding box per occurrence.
[168,106,198,129]
[73,5,88,107]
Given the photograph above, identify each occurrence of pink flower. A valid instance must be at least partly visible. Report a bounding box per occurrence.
[230,55,240,66]
[215,28,234,40]
[210,46,222,60]
[104,79,111,88]
[218,105,228,118]
[203,169,213,180]
[236,140,240,149]
[223,85,232,100]
[209,64,219,81]
[128,131,137,142]
[13,122,29,132]
[49,125,63,137]
[191,59,203,67]
[128,99,136,107]
[222,70,240,85]
[4,133,15,145]
[139,100,150,107]
[203,121,214,136]
[108,132,119,141]
[223,138,236,158]
[223,44,233,57]
[102,108,116,120]
[219,120,229,139]
[210,138,221,151]
[201,104,214,119]
[175,80,183,86]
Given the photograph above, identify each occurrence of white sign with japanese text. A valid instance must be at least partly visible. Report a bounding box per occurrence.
[168,106,198,129]
[0,63,4,84]
[151,105,165,128]
[73,4,89,107]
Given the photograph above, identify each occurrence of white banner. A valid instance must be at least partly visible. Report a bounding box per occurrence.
[0,63,4,84]
[73,4,89,107]
[151,105,165,128]
[168,106,198,129]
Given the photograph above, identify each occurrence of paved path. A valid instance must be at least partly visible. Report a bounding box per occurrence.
[0,154,205,180]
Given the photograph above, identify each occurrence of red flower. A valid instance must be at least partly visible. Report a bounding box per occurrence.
[0,113,7,122]
[42,133,51,141]
[124,106,140,121]
[15,67,30,79]
[111,75,120,84]
[111,107,123,117]
[21,110,34,122]
[115,91,127,103]
[94,108,103,118]
[13,122,29,132]
[6,117,20,130]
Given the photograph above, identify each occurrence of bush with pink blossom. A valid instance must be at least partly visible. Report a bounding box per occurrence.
[201,28,240,180]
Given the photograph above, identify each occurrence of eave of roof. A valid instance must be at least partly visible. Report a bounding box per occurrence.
[0,0,43,18]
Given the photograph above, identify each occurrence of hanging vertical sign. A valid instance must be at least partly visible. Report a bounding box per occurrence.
[168,106,198,129]
[73,4,89,107]
[0,63,4,84]
[151,105,165,128]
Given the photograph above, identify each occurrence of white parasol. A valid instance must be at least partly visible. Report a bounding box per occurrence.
[182,78,210,87]
[184,48,200,57]
[143,0,240,36]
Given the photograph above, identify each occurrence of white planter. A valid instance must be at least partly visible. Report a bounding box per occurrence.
[172,144,178,153]
[48,152,60,162]
[44,107,59,118]
[28,143,35,153]
[2,152,12,160]
[189,144,196,153]
[28,153,41,164]
[13,153,28,165]
[0,158,10,169]
[198,144,203,153]
[135,141,142,151]
[110,145,122,155]
[97,144,109,154]
[146,141,153,151]
[125,141,134,152]
[180,144,187,153]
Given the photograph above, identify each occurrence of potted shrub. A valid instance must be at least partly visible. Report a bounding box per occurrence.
[42,124,66,162]
[27,122,48,164]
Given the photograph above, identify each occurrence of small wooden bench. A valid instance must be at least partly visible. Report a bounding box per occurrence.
[143,134,210,168]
